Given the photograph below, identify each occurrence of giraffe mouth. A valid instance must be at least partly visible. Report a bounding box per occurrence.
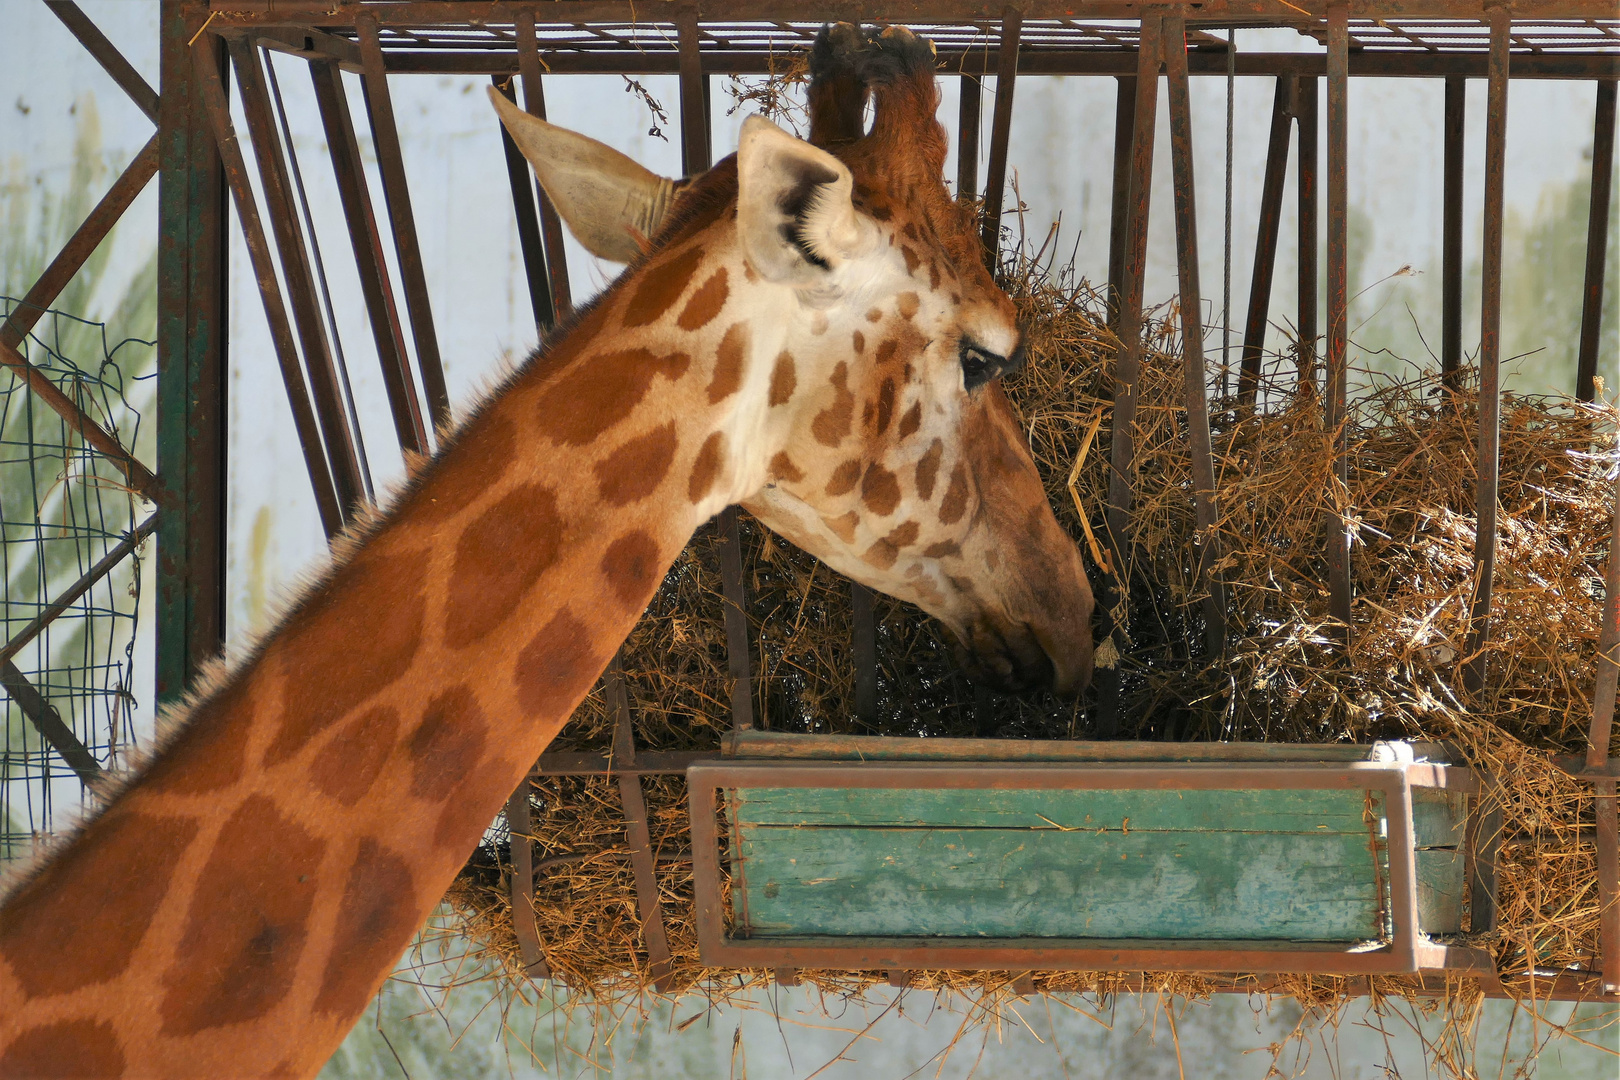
[953,617,1062,697]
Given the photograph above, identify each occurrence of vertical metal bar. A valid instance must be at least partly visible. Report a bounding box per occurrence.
[503,782,550,979]
[957,73,981,202]
[492,75,557,335]
[1464,10,1510,695]
[190,36,342,540]
[1324,4,1353,642]
[309,59,427,456]
[979,7,1023,271]
[1296,76,1319,389]
[356,13,450,433]
[1106,75,1137,328]
[1442,77,1466,393]
[676,10,710,176]
[852,582,877,726]
[608,653,675,992]
[717,506,755,732]
[1163,17,1226,659]
[1095,16,1163,737]
[155,13,228,704]
[229,37,365,517]
[516,14,573,317]
[1238,77,1294,408]
[1577,80,1616,403]
[1588,473,1620,994]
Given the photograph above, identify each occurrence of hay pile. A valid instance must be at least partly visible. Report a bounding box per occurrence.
[444,251,1616,1009]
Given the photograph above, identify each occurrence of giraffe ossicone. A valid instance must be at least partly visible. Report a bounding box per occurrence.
[0,24,1092,1078]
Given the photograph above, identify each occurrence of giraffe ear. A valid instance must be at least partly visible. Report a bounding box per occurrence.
[736,114,873,285]
[488,86,676,263]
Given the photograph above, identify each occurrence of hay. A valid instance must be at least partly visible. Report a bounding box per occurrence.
[444,244,1617,1020]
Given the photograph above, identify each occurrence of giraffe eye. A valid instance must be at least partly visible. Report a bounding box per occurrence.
[959,342,1005,391]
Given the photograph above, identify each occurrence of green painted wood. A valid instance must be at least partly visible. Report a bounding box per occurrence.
[1416,847,1465,934]
[731,786,1379,835]
[1411,788,1469,849]
[734,825,1386,941]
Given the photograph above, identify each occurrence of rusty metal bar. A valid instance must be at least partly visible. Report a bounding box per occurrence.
[493,75,557,335]
[608,653,676,991]
[44,1,161,124]
[191,36,343,537]
[1577,79,1616,403]
[356,12,450,433]
[1106,74,1136,328]
[0,513,158,667]
[531,749,705,777]
[504,782,551,979]
[717,507,755,732]
[676,9,710,176]
[309,59,428,456]
[1442,76,1466,393]
[957,73,981,201]
[979,7,1023,269]
[2,137,159,351]
[1324,4,1353,641]
[1,660,102,787]
[1163,16,1226,659]
[516,14,573,317]
[1238,77,1293,408]
[229,37,367,517]
[1591,472,1620,993]
[1095,16,1163,736]
[1295,75,1318,388]
[852,582,878,726]
[1463,11,1510,695]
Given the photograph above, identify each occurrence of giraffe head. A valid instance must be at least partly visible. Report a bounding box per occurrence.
[492,25,1093,695]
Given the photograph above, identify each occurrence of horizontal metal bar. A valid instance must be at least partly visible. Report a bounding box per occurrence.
[0,659,102,786]
[0,514,157,667]
[1554,754,1620,781]
[692,759,1417,791]
[45,0,161,124]
[530,749,707,776]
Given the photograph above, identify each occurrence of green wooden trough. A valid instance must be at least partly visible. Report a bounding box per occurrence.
[688,733,1495,975]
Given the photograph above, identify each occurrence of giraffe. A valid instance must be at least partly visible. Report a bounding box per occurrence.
[0,24,1093,1078]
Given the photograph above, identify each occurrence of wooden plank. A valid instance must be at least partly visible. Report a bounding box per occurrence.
[731,785,1378,834]
[734,826,1384,941]
[1411,787,1468,850]
[1417,847,1465,934]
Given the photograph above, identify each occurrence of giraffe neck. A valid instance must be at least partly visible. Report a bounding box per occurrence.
[0,226,768,1077]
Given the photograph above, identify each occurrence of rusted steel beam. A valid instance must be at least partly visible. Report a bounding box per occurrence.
[1095,17,1164,736]
[717,507,755,732]
[1441,76,1465,393]
[504,782,552,979]
[1577,79,1616,403]
[492,75,558,335]
[1590,472,1620,994]
[516,14,573,317]
[229,38,367,517]
[852,582,878,725]
[530,749,706,777]
[356,12,451,433]
[309,59,428,456]
[44,1,161,124]
[1238,77,1293,408]
[957,73,981,202]
[676,10,710,176]
[0,660,103,787]
[1106,74,1136,328]
[979,7,1023,269]
[0,513,158,668]
[608,653,676,992]
[1,137,160,351]
[191,36,344,537]
[1295,75,1318,388]
[1324,3,1352,641]
[1163,16,1226,659]
[1463,10,1509,695]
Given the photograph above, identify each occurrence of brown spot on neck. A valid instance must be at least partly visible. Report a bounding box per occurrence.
[915,440,943,501]
[708,322,749,404]
[688,431,727,503]
[812,362,855,447]
[860,463,901,516]
[514,608,600,717]
[444,483,565,649]
[408,687,488,800]
[0,1020,125,1078]
[535,348,690,447]
[852,330,865,354]
[898,401,922,439]
[676,267,729,330]
[600,530,664,610]
[313,839,420,1017]
[595,421,680,506]
[768,351,797,407]
[768,452,804,483]
[825,458,862,496]
[938,461,970,525]
[875,378,896,435]
[623,244,706,327]
[823,510,859,543]
[311,705,399,807]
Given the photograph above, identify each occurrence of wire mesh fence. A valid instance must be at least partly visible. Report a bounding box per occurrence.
[1,296,152,863]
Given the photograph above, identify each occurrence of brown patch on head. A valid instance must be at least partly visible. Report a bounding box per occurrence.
[812,362,855,446]
[923,540,961,558]
[408,686,488,800]
[707,322,748,404]
[861,463,901,516]
[897,291,920,319]
[0,810,198,998]
[601,531,663,610]
[875,339,899,367]
[623,244,706,327]
[886,521,921,549]
[825,459,862,496]
[898,401,922,440]
[160,795,325,1035]
[875,378,896,435]
[0,1020,124,1078]
[928,259,941,291]
[595,421,679,506]
[535,348,690,447]
[852,330,865,354]
[444,483,564,649]
[411,412,516,525]
[311,705,399,807]
[915,440,944,501]
[688,431,726,503]
[865,308,883,323]
[768,452,804,484]
[768,351,797,406]
[902,222,920,240]
[901,245,921,274]
[514,608,599,717]
[676,267,729,330]
[938,461,970,524]
[823,511,859,543]
[268,546,427,766]
[868,203,893,221]
[313,839,419,1016]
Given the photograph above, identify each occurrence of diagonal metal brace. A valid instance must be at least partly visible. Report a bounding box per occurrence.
[1,660,103,787]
